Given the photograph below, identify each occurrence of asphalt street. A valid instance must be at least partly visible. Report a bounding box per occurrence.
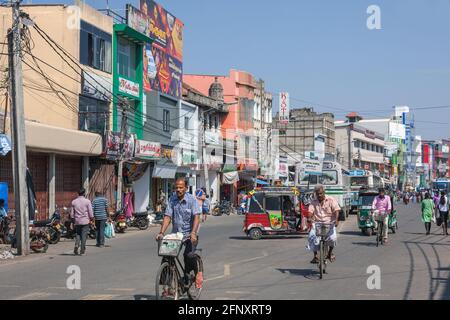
[0,202,449,300]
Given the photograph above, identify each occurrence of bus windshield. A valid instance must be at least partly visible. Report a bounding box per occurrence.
[351,176,369,187]
[301,171,338,185]
[359,195,376,206]
[433,182,449,191]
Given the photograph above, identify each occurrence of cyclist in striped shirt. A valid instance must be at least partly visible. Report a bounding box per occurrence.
[92,191,109,247]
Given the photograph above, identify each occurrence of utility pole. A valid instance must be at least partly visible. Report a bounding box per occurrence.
[116,100,128,211]
[201,109,211,199]
[8,0,30,255]
[347,124,352,170]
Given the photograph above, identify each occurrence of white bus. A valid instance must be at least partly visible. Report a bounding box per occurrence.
[299,161,352,221]
[348,170,384,213]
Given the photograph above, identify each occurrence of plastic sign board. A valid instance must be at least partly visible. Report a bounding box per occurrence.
[349,170,366,177]
[0,134,11,156]
[301,159,322,175]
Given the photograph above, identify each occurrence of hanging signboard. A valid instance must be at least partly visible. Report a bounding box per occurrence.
[118,77,140,98]
[279,92,289,124]
[134,139,161,160]
[301,159,323,175]
[105,132,135,161]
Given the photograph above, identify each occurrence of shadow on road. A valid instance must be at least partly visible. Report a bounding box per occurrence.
[229,235,306,241]
[351,242,377,247]
[338,231,363,236]
[276,268,319,279]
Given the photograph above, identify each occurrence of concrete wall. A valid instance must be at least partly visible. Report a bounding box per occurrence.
[0,3,113,132]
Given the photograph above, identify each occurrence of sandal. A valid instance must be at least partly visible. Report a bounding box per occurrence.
[310,257,319,264]
[327,254,336,263]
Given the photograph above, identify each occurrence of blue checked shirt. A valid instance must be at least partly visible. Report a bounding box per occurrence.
[165,192,201,236]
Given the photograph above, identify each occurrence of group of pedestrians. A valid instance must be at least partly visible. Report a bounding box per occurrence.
[70,188,110,255]
[420,190,449,236]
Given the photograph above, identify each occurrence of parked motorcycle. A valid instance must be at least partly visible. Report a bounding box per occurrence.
[61,218,96,240]
[212,200,236,216]
[34,209,63,245]
[114,210,127,233]
[127,212,149,230]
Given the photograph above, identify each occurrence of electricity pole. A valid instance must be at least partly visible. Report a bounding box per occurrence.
[116,100,128,211]
[8,0,30,255]
[201,109,211,199]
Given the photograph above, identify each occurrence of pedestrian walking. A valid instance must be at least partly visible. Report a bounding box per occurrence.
[0,199,6,223]
[92,191,109,247]
[70,188,94,256]
[421,193,434,235]
[438,191,449,235]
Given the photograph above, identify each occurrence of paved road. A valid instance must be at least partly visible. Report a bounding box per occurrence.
[1,202,449,300]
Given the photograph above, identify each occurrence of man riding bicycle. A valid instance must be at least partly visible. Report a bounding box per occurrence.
[156,178,203,290]
[372,187,392,244]
[307,185,340,264]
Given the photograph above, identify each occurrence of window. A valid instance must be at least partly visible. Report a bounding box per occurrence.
[265,197,281,211]
[301,175,318,184]
[117,37,136,79]
[248,193,264,213]
[184,116,189,130]
[354,140,360,148]
[320,170,338,185]
[214,116,218,129]
[80,20,112,73]
[163,110,170,132]
[361,142,366,150]
[78,96,109,134]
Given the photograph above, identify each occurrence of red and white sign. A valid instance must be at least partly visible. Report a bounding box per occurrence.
[119,77,140,98]
[279,92,290,124]
[134,139,161,159]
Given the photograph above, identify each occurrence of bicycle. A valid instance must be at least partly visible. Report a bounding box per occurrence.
[373,210,387,247]
[155,237,203,300]
[315,223,334,279]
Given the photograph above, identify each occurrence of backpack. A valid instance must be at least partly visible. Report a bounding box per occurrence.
[440,195,446,206]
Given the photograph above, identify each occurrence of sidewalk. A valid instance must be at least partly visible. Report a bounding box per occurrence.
[0,224,161,267]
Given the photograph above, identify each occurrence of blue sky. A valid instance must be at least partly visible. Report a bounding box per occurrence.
[24,0,450,139]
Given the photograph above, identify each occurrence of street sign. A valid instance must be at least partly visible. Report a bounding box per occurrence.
[349,170,366,176]
[301,159,322,175]
[279,92,290,124]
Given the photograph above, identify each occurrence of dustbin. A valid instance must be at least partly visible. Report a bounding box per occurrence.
[0,182,8,211]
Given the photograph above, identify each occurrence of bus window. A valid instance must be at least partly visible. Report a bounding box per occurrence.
[301,175,318,184]
[351,177,368,186]
[320,171,338,185]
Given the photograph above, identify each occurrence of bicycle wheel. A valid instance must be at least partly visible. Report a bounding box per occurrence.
[376,223,381,247]
[187,254,204,300]
[155,261,179,300]
[319,241,325,279]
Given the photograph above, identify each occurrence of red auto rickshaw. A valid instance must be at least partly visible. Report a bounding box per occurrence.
[242,187,312,240]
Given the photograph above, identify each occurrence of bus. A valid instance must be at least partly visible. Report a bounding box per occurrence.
[299,161,352,221]
[432,178,450,194]
[348,170,384,213]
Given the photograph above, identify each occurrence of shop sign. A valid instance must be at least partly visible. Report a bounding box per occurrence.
[119,77,140,98]
[134,140,161,160]
[105,132,135,160]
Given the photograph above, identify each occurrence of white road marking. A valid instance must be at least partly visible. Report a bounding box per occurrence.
[224,264,231,276]
[0,285,21,288]
[229,251,269,265]
[13,292,53,300]
[225,291,252,295]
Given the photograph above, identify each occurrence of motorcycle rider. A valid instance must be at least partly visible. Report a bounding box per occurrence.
[372,187,392,244]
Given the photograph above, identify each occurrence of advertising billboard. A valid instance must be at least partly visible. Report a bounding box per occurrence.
[388,122,406,140]
[139,0,184,98]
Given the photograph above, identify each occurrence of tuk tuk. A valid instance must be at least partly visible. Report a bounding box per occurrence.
[357,189,398,236]
[243,187,311,240]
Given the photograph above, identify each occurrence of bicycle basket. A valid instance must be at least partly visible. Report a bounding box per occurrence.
[158,239,183,257]
[373,213,387,222]
[315,224,332,237]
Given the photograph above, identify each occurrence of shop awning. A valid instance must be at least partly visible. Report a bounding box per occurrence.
[255,179,270,186]
[153,165,177,179]
[222,171,239,184]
